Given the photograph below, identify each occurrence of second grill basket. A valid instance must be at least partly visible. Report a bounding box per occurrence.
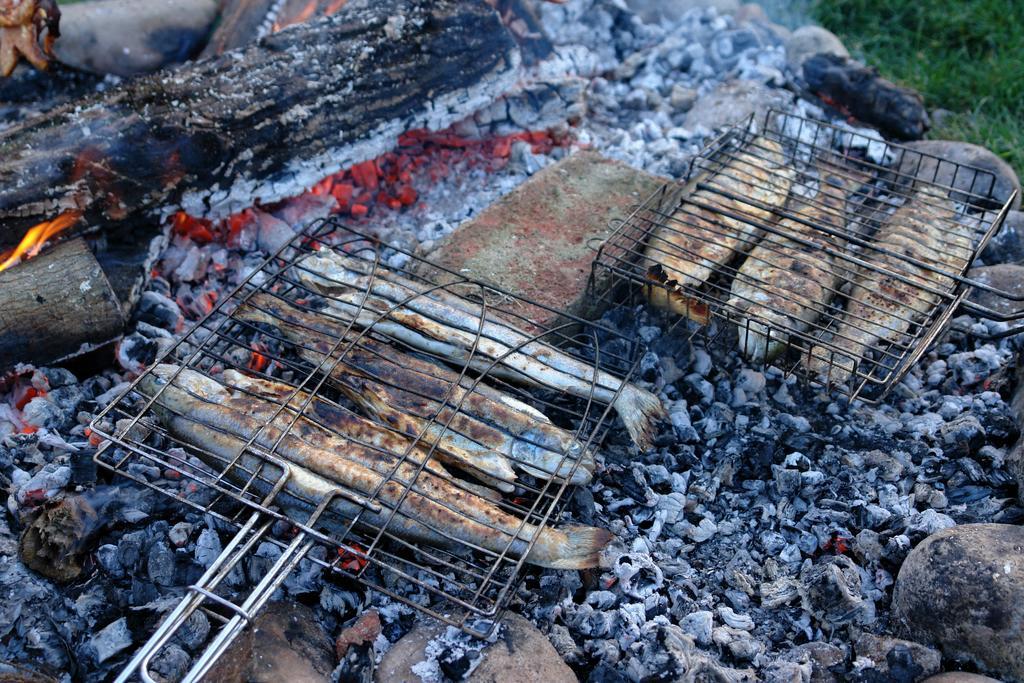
[591,110,1020,402]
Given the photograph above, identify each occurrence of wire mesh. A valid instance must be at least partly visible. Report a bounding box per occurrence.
[91,220,641,680]
[591,109,1017,402]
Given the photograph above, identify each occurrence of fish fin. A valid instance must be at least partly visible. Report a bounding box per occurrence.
[529,525,614,570]
[614,385,666,451]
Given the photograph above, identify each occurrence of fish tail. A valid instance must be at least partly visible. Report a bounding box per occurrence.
[527,524,613,569]
[613,385,665,450]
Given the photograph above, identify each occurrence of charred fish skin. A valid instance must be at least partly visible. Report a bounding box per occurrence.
[237,294,598,480]
[295,251,666,450]
[138,365,613,570]
[727,171,858,363]
[642,137,795,307]
[804,185,973,384]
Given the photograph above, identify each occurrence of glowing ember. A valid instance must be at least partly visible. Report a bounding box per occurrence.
[273,0,347,33]
[0,210,81,273]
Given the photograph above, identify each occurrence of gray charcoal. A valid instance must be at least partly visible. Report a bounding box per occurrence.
[91,617,133,663]
[194,528,222,567]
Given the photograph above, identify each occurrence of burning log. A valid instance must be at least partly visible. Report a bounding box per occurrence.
[0,237,124,371]
[0,0,519,248]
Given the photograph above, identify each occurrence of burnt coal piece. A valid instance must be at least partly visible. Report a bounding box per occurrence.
[802,53,929,140]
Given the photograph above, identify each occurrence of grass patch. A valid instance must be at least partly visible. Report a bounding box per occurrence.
[812,0,1024,175]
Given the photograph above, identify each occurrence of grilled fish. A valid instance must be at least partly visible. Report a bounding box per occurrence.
[804,184,973,383]
[237,294,596,485]
[223,369,504,502]
[727,169,861,362]
[642,136,795,319]
[294,250,665,450]
[137,365,613,569]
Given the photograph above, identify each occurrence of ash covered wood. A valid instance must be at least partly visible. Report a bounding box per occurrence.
[0,238,124,371]
[0,0,519,248]
[801,53,929,140]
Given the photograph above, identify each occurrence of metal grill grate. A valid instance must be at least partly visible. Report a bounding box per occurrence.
[91,221,640,682]
[591,110,1020,402]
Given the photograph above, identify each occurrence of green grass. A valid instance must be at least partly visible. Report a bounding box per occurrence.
[811,0,1024,175]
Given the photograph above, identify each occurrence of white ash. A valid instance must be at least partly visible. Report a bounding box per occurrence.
[1,0,1023,681]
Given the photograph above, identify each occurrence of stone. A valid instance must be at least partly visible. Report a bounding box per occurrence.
[376,613,575,683]
[980,210,1024,263]
[55,0,220,76]
[335,610,381,659]
[204,601,334,683]
[420,151,663,327]
[893,524,1024,681]
[684,79,793,132]
[785,25,849,68]
[900,140,1021,211]
[967,264,1024,318]
[854,633,941,680]
[922,675,1005,683]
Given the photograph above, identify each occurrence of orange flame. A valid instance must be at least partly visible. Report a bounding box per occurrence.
[0,211,82,274]
[272,0,346,32]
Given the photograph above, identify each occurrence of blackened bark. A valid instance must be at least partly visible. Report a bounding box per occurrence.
[0,0,519,248]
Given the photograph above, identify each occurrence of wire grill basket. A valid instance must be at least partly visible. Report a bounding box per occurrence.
[91,221,640,682]
[591,109,1020,402]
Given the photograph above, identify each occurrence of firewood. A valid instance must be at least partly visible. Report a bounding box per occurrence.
[0,0,519,248]
[0,238,124,371]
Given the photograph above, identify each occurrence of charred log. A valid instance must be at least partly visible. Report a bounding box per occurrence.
[0,238,124,371]
[0,0,519,248]
[801,53,929,140]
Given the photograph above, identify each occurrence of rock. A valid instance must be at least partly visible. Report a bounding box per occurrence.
[980,210,1024,263]
[922,675,1005,683]
[968,264,1024,318]
[336,610,381,659]
[785,25,849,68]
[204,601,335,683]
[854,633,941,680]
[55,0,219,76]
[685,79,793,132]
[376,613,575,683]
[893,524,1024,681]
[900,140,1021,211]
[419,151,663,327]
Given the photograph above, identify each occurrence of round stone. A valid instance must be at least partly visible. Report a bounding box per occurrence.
[892,523,1024,680]
[784,25,849,68]
[684,79,793,132]
[921,675,1005,683]
[900,140,1021,211]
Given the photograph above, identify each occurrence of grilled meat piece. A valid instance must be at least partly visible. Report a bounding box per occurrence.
[138,365,613,569]
[804,184,973,383]
[727,169,861,362]
[642,136,795,320]
[294,249,665,450]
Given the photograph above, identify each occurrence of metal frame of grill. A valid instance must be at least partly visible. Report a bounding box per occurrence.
[91,220,641,683]
[590,109,1020,402]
